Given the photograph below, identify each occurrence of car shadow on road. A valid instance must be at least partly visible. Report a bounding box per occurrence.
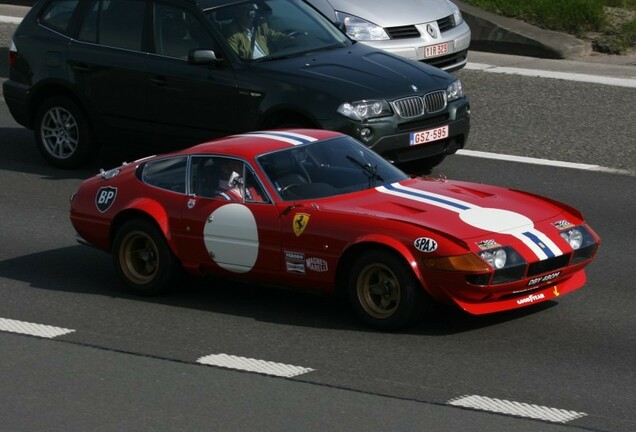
[0,245,557,335]
[0,126,157,180]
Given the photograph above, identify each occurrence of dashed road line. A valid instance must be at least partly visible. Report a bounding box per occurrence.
[448,394,587,424]
[0,317,75,338]
[465,62,636,88]
[457,149,634,176]
[0,15,22,24]
[197,353,314,378]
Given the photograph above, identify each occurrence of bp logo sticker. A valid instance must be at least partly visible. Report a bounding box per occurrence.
[414,237,438,253]
[96,187,117,213]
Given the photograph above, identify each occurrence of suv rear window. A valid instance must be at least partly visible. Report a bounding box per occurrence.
[39,0,80,35]
[78,0,146,51]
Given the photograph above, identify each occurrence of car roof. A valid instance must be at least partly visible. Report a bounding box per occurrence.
[184,129,343,159]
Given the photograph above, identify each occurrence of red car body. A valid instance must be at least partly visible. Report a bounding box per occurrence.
[70,129,600,328]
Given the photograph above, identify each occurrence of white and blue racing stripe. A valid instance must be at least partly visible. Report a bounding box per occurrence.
[378,183,472,213]
[238,131,318,146]
[378,182,562,261]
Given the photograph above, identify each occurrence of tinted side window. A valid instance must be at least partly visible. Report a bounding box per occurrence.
[78,0,145,51]
[153,3,216,59]
[141,157,188,193]
[39,0,80,35]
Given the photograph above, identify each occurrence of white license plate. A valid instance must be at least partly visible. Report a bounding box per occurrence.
[425,42,449,58]
[409,125,449,146]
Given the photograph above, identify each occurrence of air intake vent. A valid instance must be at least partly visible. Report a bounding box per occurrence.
[386,25,420,39]
[437,15,454,32]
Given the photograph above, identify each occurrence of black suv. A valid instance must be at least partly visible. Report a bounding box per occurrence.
[4,0,470,169]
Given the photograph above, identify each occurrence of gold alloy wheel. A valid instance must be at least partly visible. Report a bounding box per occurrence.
[119,230,159,285]
[356,262,401,319]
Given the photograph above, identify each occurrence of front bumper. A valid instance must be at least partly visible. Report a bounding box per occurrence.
[328,96,470,163]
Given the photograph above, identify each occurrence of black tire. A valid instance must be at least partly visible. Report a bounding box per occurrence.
[348,249,425,330]
[34,96,98,169]
[112,219,179,296]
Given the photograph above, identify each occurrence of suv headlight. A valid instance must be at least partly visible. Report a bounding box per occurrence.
[335,11,389,41]
[337,100,392,121]
[447,79,464,102]
[445,0,464,26]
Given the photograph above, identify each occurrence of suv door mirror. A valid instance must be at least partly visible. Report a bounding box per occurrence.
[188,49,222,65]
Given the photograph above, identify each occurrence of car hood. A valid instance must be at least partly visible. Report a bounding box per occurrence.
[322,178,572,242]
[324,0,453,26]
[260,45,453,98]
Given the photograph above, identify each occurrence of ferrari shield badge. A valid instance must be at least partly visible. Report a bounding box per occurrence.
[293,213,310,237]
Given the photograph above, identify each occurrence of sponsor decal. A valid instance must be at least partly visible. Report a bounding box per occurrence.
[528,271,561,286]
[286,261,305,274]
[476,239,501,251]
[293,213,310,237]
[516,293,545,305]
[96,187,117,213]
[285,251,305,261]
[414,237,438,253]
[306,257,328,272]
[552,220,575,230]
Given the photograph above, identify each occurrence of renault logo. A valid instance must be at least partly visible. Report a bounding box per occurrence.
[426,24,437,38]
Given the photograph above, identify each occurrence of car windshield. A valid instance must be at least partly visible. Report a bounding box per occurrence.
[258,136,408,201]
[204,0,350,61]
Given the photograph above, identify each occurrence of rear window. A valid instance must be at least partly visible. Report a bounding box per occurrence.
[39,0,80,35]
[77,0,146,51]
[140,157,188,194]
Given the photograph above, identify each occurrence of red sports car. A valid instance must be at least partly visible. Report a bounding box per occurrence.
[70,129,600,329]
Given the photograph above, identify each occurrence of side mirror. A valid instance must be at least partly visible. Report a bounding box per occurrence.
[188,49,222,65]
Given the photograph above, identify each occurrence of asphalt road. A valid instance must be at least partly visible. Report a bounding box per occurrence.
[2,18,636,432]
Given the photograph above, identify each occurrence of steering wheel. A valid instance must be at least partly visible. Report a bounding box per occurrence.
[279,183,301,195]
[279,30,306,45]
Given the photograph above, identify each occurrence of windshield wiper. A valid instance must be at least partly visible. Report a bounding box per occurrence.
[346,155,384,187]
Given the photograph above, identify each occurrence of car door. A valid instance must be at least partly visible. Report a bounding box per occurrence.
[177,156,281,274]
[147,2,240,146]
[67,0,150,141]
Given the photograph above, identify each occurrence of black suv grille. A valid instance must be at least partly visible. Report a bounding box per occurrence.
[392,91,447,119]
[386,25,420,39]
[437,15,454,32]
[424,91,446,112]
[392,97,424,118]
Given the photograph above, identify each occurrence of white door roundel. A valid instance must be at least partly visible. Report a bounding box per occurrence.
[203,204,259,273]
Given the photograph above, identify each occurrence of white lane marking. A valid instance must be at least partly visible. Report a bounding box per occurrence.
[465,62,636,88]
[0,16,22,24]
[0,317,75,338]
[197,353,314,378]
[457,149,634,175]
[448,395,587,423]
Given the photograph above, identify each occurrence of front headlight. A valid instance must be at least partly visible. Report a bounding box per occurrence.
[445,0,464,26]
[337,100,392,121]
[560,228,584,250]
[335,11,389,41]
[477,246,527,285]
[447,79,464,102]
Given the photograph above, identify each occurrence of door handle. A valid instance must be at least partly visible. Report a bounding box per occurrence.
[150,76,167,86]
